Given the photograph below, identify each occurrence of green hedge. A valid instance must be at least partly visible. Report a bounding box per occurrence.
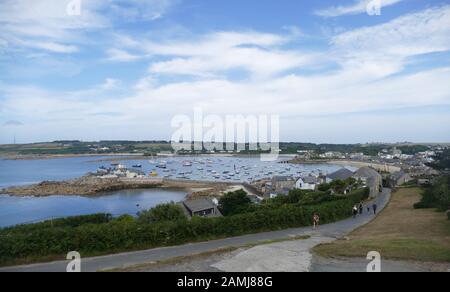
[0,188,369,265]
[1,214,113,234]
[414,176,450,211]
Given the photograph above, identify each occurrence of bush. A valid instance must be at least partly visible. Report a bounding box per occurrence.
[138,203,186,224]
[0,188,369,265]
[218,190,252,216]
[114,215,135,223]
[414,176,450,211]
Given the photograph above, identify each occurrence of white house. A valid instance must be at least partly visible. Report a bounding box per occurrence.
[295,176,319,191]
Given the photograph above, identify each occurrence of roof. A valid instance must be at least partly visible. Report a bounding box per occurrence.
[272,176,294,182]
[391,171,407,181]
[328,168,355,180]
[353,167,381,179]
[300,176,319,184]
[183,198,216,213]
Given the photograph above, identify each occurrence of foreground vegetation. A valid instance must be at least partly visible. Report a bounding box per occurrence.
[0,188,369,266]
[414,176,450,213]
[314,188,450,263]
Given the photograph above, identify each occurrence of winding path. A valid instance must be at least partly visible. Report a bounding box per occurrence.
[0,188,391,272]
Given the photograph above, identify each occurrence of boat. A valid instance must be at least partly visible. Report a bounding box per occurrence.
[183,161,192,167]
[117,164,127,170]
[156,163,167,169]
[132,164,142,168]
[150,171,159,177]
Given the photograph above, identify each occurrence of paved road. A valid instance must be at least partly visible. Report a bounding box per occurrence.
[0,189,391,272]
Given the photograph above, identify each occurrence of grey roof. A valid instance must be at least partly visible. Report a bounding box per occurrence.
[391,171,407,181]
[354,167,381,179]
[328,168,355,180]
[301,176,319,184]
[183,198,216,213]
[272,176,294,182]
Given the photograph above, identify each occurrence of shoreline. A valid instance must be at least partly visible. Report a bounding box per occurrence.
[0,153,298,161]
[0,153,146,161]
[0,176,244,199]
[290,158,401,173]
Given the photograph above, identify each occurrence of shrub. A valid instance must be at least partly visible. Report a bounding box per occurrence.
[138,203,186,224]
[218,190,252,216]
[414,176,450,211]
[114,215,135,223]
[318,183,331,192]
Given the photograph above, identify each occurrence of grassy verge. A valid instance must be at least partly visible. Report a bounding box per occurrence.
[313,188,450,263]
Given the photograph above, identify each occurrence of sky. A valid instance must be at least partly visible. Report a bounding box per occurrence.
[1,0,450,144]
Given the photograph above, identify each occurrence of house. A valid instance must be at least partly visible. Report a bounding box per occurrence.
[353,167,383,198]
[390,171,413,187]
[270,176,296,194]
[327,168,355,181]
[181,198,222,218]
[295,176,319,190]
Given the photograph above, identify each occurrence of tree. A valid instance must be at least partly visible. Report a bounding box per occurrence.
[138,203,186,224]
[415,176,450,211]
[318,183,331,192]
[218,190,252,216]
[330,179,347,194]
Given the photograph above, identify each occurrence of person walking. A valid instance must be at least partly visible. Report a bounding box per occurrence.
[359,202,364,215]
[313,213,320,230]
[372,203,378,215]
[353,205,358,218]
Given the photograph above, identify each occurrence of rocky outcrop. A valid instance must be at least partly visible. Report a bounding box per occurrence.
[1,176,163,197]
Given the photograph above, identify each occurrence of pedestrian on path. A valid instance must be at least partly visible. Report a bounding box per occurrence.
[353,205,358,218]
[313,213,320,230]
[372,203,378,215]
[359,202,364,215]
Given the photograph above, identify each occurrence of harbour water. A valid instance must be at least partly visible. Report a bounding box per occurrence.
[0,155,347,227]
[0,189,187,228]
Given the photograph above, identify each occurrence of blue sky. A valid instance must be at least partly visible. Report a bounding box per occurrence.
[1,0,450,144]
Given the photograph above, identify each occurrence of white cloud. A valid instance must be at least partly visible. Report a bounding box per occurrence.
[99,78,121,90]
[331,5,450,76]
[0,0,107,54]
[109,0,178,21]
[315,0,404,17]
[108,31,321,79]
[106,48,142,62]
[2,4,450,143]
[0,0,178,54]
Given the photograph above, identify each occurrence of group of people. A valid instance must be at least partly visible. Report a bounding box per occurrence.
[353,202,377,218]
[312,201,378,230]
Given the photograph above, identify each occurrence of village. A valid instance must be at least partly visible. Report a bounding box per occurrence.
[83,145,442,220]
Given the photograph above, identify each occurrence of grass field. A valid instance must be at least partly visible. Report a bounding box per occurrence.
[313,187,450,263]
